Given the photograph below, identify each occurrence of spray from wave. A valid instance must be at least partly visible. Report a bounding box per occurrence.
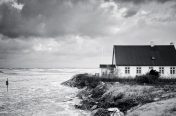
[0,68,99,116]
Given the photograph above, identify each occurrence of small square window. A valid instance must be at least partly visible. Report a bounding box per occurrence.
[125,67,130,74]
[159,67,164,74]
[136,67,142,74]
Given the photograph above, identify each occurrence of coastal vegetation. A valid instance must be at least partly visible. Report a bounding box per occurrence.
[62,73,176,116]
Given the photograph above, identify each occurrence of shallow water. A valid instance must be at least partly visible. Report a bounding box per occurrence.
[0,68,99,116]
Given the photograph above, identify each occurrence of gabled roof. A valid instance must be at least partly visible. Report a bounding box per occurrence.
[113,45,176,66]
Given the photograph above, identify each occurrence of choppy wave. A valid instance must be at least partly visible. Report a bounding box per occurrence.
[0,68,99,116]
[0,68,99,75]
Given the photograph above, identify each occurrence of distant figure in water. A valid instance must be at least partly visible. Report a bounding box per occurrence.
[6,78,8,92]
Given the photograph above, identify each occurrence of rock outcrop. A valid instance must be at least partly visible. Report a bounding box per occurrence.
[62,73,176,116]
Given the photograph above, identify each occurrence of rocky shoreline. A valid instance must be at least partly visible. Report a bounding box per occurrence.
[62,74,176,116]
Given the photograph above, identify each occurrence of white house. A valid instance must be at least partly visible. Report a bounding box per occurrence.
[106,44,176,78]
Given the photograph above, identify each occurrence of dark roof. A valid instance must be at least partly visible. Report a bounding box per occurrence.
[100,64,116,68]
[113,45,176,66]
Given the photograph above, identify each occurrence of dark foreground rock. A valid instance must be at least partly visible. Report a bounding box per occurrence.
[62,74,176,116]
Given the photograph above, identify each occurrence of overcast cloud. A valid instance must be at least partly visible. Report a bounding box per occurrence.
[0,0,176,68]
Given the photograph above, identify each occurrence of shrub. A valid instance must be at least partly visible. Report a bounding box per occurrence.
[149,69,160,77]
[61,73,101,88]
[135,70,160,84]
[74,74,101,88]
[91,82,107,98]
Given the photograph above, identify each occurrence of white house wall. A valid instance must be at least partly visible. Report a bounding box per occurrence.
[100,68,111,76]
[115,66,176,78]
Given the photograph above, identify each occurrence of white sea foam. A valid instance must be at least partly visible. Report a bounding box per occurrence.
[0,68,98,116]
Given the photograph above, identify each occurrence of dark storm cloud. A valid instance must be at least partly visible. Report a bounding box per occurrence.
[113,0,175,4]
[0,1,45,38]
[123,9,138,18]
[108,0,176,18]
[0,0,90,38]
[0,3,21,38]
[0,0,176,38]
[1,0,117,38]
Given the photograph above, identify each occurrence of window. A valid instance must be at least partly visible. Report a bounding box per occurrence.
[136,67,142,74]
[170,67,175,74]
[125,67,130,74]
[149,66,153,70]
[159,67,164,74]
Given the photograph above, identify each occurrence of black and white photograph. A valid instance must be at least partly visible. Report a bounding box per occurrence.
[0,0,176,116]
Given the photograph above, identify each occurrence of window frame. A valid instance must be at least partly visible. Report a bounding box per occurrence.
[136,67,142,74]
[125,67,130,74]
[170,67,176,74]
[159,67,164,74]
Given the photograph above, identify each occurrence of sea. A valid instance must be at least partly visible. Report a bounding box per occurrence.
[0,68,99,116]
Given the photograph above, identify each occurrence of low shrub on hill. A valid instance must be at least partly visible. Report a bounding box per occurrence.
[135,69,160,84]
[62,73,101,88]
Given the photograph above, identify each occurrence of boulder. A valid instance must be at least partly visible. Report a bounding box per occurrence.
[108,108,124,116]
[91,105,98,110]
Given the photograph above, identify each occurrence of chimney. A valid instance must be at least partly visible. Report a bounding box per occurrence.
[150,41,154,47]
[170,42,174,46]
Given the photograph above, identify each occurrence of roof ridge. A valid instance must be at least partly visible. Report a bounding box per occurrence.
[113,45,172,46]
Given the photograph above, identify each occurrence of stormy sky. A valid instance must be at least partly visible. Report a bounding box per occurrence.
[0,0,176,68]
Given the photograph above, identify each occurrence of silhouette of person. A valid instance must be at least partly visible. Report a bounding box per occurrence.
[6,78,8,92]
